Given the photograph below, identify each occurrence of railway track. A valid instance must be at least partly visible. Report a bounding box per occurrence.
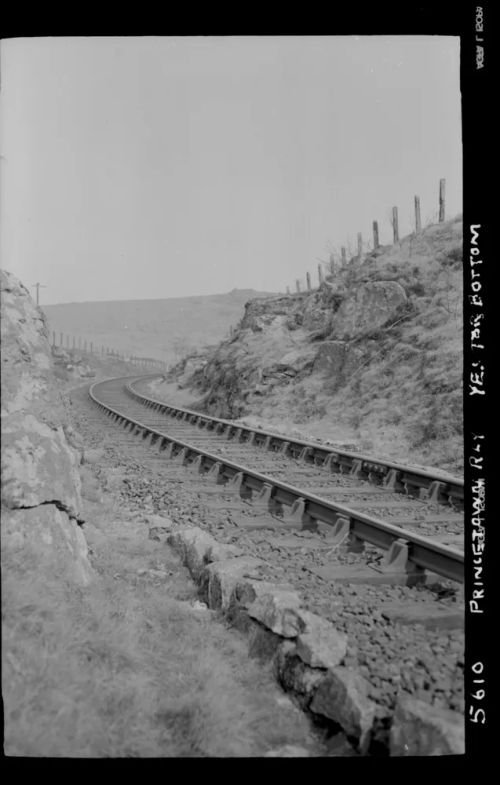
[77,374,465,747]
[89,375,464,585]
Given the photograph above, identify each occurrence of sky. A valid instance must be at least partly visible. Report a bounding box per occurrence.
[0,36,462,305]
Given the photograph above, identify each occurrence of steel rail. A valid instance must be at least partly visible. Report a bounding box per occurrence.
[89,377,464,584]
[126,376,464,509]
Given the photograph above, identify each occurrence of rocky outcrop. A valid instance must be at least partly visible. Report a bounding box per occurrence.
[330,281,407,339]
[1,270,92,585]
[172,278,406,420]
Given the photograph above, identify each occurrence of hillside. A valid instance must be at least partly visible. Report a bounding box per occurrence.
[42,289,277,365]
[151,217,463,475]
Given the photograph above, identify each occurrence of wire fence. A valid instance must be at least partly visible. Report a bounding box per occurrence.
[286,178,450,295]
[50,332,169,371]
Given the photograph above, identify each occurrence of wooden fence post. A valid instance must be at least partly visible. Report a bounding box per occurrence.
[373,221,380,249]
[52,331,55,347]
[357,233,363,261]
[439,178,446,222]
[306,272,311,291]
[414,196,421,233]
[341,247,347,267]
[296,279,301,293]
[392,207,399,243]
[329,253,335,276]
[318,264,324,286]
[60,332,63,346]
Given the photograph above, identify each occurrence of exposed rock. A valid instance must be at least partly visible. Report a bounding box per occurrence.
[1,412,82,518]
[169,526,247,583]
[1,270,92,583]
[168,527,217,578]
[389,695,465,756]
[202,556,266,610]
[301,296,333,334]
[246,589,304,638]
[247,620,284,663]
[2,505,93,585]
[234,578,297,609]
[1,270,62,422]
[276,347,317,375]
[310,667,376,752]
[277,650,326,699]
[330,281,407,339]
[295,610,348,670]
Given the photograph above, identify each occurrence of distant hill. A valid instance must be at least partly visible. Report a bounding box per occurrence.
[42,289,277,364]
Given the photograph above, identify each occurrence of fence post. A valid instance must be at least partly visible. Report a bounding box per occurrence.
[60,332,63,347]
[341,247,347,267]
[439,178,446,222]
[318,264,324,286]
[329,253,335,276]
[84,341,87,352]
[357,233,363,262]
[296,279,301,293]
[372,221,380,249]
[90,342,93,354]
[306,272,311,291]
[392,207,399,243]
[414,196,421,233]
[66,335,69,348]
[72,336,75,350]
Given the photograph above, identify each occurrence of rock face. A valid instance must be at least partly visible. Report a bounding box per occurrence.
[1,270,92,585]
[1,413,82,517]
[173,278,406,421]
[330,281,407,339]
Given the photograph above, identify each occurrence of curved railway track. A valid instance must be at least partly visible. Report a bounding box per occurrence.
[89,375,464,585]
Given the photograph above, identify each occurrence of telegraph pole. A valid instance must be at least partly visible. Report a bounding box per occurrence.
[31,282,46,306]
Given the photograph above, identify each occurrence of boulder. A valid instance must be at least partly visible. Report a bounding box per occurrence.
[1,412,82,518]
[2,505,93,585]
[168,526,244,581]
[389,695,465,756]
[295,610,348,670]
[330,281,407,339]
[246,589,304,638]
[202,556,267,610]
[310,667,376,753]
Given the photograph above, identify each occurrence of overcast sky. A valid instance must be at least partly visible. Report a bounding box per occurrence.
[0,36,462,305]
